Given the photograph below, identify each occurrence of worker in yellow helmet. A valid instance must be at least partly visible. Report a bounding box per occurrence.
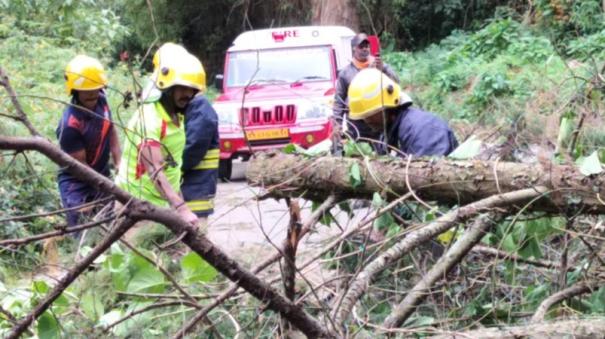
[116,43,205,234]
[57,55,121,238]
[348,68,458,156]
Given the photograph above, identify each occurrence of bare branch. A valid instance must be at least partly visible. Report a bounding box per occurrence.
[7,216,137,339]
[0,217,113,247]
[0,68,39,136]
[382,213,502,329]
[471,245,563,270]
[171,195,337,338]
[0,136,332,337]
[104,301,198,332]
[333,187,546,326]
[531,281,600,323]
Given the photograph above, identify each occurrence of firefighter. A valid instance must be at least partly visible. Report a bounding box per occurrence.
[57,55,121,237]
[347,68,458,156]
[180,91,220,232]
[333,33,400,145]
[115,43,203,230]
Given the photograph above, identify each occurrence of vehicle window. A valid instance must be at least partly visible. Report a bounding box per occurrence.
[226,46,332,87]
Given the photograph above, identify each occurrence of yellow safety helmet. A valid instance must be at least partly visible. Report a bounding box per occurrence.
[152,43,206,92]
[347,68,411,120]
[64,55,108,95]
[152,42,188,71]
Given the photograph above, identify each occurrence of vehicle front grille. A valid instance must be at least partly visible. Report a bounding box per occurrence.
[241,105,296,126]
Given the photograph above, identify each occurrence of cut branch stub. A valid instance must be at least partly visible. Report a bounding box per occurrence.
[247,152,605,214]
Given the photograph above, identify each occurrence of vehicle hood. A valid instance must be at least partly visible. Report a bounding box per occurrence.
[215,81,334,103]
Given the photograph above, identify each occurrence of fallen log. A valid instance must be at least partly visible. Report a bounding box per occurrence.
[430,318,605,339]
[247,152,605,214]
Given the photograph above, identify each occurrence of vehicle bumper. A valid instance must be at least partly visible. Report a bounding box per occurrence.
[219,121,332,159]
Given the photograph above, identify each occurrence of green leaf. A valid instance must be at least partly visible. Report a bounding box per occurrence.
[371,192,384,208]
[37,311,60,339]
[348,162,363,188]
[518,237,542,259]
[557,115,574,150]
[502,233,517,252]
[180,252,217,283]
[126,265,165,294]
[576,151,603,176]
[403,315,434,328]
[343,141,374,157]
[304,139,332,156]
[448,135,482,159]
[98,309,124,328]
[283,143,297,154]
[374,212,395,232]
[81,291,104,322]
[588,286,605,313]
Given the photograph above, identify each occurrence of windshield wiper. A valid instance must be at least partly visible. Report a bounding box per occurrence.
[248,78,289,86]
[292,75,330,83]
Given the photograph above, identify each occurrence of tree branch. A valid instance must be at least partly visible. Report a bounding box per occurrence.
[247,152,605,214]
[0,217,113,247]
[332,187,546,326]
[0,136,333,338]
[382,213,501,329]
[531,281,600,323]
[171,195,337,338]
[0,68,40,136]
[7,216,137,339]
[431,318,605,338]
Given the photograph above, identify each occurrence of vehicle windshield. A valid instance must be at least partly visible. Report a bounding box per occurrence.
[225,46,333,87]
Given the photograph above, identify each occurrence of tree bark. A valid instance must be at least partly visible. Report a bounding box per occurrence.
[247,152,605,214]
[310,0,359,29]
[430,318,605,339]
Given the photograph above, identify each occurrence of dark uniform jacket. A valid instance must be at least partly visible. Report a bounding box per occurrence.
[333,62,399,141]
[181,95,220,217]
[384,106,458,156]
[56,93,113,226]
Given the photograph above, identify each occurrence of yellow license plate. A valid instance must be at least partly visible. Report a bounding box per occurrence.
[245,128,289,141]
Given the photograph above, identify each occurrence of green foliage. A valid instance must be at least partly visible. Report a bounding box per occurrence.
[483,217,564,260]
[0,1,129,57]
[448,135,482,159]
[104,246,166,294]
[458,19,521,61]
[180,252,218,284]
[37,311,60,339]
[348,162,363,189]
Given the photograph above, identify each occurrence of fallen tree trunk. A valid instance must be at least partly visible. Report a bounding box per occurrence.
[430,318,605,339]
[247,152,605,214]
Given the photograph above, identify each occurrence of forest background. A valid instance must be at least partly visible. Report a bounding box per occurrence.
[0,0,605,337]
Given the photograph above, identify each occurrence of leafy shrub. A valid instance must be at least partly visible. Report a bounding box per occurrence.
[567,29,605,61]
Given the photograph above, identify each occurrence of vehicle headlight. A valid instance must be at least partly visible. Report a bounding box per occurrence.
[213,103,240,126]
[298,99,332,120]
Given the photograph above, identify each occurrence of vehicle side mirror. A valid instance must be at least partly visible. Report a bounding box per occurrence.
[214,74,224,91]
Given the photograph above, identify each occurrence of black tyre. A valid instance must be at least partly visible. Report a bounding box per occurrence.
[218,159,232,182]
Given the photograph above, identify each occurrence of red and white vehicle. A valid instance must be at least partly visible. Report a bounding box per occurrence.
[213,26,355,180]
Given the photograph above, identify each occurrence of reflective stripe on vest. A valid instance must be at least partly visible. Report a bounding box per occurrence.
[192,148,220,170]
[186,199,214,212]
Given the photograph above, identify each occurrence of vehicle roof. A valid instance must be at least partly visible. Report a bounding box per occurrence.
[228,26,355,52]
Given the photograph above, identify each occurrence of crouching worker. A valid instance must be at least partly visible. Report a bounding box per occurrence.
[181,93,220,234]
[57,55,121,239]
[347,68,458,156]
[115,43,204,239]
